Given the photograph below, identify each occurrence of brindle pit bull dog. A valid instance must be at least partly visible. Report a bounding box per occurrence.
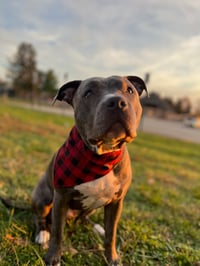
[32,75,148,266]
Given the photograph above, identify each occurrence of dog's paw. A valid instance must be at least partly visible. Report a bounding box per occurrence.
[45,263,60,266]
[35,230,50,248]
[106,255,122,266]
[110,262,122,266]
[109,260,122,266]
[44,252,61,266]
[93,223,105,237]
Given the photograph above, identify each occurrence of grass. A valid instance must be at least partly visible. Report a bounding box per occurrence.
[0,98,200,266]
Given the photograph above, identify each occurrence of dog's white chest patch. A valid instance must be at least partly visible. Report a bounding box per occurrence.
[74,173,121,211]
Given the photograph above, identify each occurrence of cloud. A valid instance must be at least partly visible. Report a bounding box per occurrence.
[0,0,200,104]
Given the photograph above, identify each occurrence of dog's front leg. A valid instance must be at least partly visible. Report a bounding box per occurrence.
[104,199,123,266]
[44,191,68,266]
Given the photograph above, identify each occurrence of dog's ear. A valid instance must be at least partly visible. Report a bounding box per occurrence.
[126,76,149,97]
[52,80,82,105]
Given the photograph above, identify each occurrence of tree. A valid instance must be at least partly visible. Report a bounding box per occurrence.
[163,97,175,111]
[8,42,38,99]
[175,97,192,114]
[41,69,58,96]
[195,99,200,115]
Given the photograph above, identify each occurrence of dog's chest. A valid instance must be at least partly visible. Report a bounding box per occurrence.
[72,173,122,211]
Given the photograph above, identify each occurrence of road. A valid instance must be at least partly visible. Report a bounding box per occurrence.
[15,102,200,144]
[140,116,200,144]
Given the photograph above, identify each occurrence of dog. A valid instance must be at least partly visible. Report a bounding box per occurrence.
[31,75,148,266]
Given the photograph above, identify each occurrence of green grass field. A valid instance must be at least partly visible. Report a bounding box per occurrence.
[0,99,200,266]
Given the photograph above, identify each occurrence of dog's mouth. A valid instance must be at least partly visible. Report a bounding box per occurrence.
[88,122,136,154]
[89,138,124,151]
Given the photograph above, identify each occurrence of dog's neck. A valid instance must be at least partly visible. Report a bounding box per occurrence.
[53,126,123,188]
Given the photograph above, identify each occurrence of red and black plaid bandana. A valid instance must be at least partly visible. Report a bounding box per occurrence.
[53,126,123,188]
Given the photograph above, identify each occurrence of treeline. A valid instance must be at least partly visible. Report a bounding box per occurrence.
[2,42,197,114]
[141,92,193,114]
[7,42,58,100]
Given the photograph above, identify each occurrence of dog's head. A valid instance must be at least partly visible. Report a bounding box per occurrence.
[53,75,148,154]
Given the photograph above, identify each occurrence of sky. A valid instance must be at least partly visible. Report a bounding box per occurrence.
[0,0,200,106]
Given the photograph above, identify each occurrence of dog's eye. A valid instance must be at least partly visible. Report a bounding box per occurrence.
[83,90,92,98]
[127,87,133,94]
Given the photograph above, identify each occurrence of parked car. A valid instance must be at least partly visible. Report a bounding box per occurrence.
[184,116,200,128]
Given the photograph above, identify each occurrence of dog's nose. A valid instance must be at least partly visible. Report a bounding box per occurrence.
[106,96,127,110]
